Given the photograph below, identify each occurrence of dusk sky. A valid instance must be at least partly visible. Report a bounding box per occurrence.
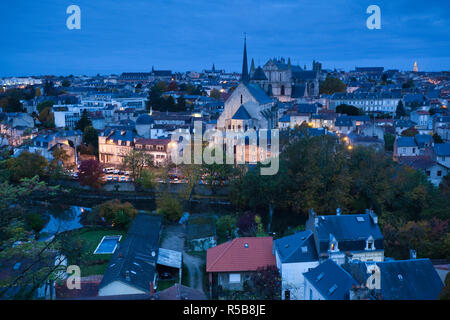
[1,0,449,76]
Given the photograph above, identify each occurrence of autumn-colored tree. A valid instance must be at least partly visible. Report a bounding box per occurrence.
[123,150,153,182]
[98,199,138,229]
[401,127,419,137]
[248,265,281,300]
[7,151,48,182]
[156,193,183,222]
[167,81,178,92]
[78,159,104,189]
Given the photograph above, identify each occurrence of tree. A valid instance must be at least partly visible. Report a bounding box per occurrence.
[433,133,444,144]
[395,100,406,119]
[98,199,138,229]
[439,273,450,300]
[83,125,99,155]
[37,100,54,113]
[123,150,153,182]
[336,104,361,116]
[216,214,237,242]
[38,106,55,128]
[237,211,258,236]
[248,265,281,300]
[167,81,178,92]
[78,159,104,189]
[402,78,414,89]
[401,127,419,137]
[49,147,71,179]
[384,133,395,152]
[319,76,346,95]
[7,151,48,182]
[209,88,221,100]
[35,87,42,98]
[0,177,65,299]
[61,79,71,87]
[156,194,183,222]
[43,80,58,96]
[0,96,23,112]
[138,168,156,189]
[175,95,186,111]
[76,109,92,131]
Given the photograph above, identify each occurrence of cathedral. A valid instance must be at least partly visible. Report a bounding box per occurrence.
[250,57,321,102]
[217,37,278,132]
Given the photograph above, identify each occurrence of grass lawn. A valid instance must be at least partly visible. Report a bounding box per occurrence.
[157,279,177,291]
[71,228,127,277]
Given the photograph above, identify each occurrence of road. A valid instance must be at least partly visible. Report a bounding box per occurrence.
[160,224,205,292]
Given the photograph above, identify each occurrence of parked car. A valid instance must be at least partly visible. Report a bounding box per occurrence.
[120,176,126,182]
[107,176,113,181]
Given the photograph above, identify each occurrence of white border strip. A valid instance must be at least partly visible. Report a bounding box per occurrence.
[93,235,122,254]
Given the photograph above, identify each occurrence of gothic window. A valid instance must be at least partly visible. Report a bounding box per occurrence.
[240,94,243,105]
[281,85,285,96]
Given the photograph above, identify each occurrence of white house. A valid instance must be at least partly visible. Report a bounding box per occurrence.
[274,230,319,300]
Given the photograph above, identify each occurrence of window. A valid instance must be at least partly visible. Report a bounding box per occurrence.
[426,171,431,176]
[229,273,241,283]
[437,171,442,177]
[284,290,290,300]
[309,289,313,300]
[240,95,243,105]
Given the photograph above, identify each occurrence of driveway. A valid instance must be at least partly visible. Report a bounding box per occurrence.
[160,224,205,292]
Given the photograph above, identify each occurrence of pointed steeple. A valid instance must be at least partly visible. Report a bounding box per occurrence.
[288,58,291,68]
[212,63,215,72]
[250,58,256,74]
[241,34,249,83]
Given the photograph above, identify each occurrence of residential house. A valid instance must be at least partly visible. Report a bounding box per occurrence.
[394,136,419,159]
[134,137,173,166]
[433,143,450,168]
[345,258,444,300]
[303,259,357,300]
[274,230,319,300]
[98,214,162,296]
[98,128,135,167]
[206,237,276,293]
[306,209,384,266]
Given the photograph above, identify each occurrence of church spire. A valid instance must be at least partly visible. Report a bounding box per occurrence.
[241,34,249,83]
[250,58,256,74]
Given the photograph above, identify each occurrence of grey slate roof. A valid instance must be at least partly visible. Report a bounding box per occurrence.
[303,259,357,300]
[346,259,444,300]
[274,230,318,263]
[245,83,272,105]
[434,143,450,156]
[99,214,162,294]
[136,114,154,125]
[313,213,384,254]
[250,66,267,81]
[396,136,417,148]
[232,105,252,120]
[335,116,353,127]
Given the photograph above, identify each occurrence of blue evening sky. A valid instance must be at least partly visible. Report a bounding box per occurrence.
[0,0,449,76]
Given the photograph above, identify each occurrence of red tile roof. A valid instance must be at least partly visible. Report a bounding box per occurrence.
[206,237,275,273]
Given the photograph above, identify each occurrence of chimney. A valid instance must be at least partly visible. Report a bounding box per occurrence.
[409,249,417,259]
[125,270,130,281]
[366,209,378,224]
[309,208,318,227]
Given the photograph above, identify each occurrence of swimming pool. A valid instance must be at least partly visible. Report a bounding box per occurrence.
[93,235,122,254]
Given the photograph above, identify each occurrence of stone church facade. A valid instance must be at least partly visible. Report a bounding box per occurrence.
[250,58,322,102]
